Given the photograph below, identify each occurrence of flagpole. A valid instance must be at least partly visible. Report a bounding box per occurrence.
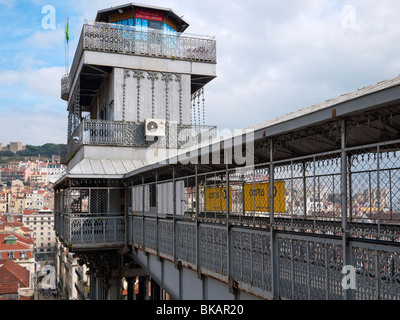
[64,8,69,74]
[64,8,67,74]
[67,17,69,73]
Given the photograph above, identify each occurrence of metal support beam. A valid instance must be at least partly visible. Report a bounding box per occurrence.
[173,166,177,267]
[269,139,279,300]
[151,278,161,300]
[226,162,234,294]
[195,165,201,279]
[341,119,354,300]
[142,176,145,249]
[303,161,307,220]
[155,171,160,261]
[377,145,381,236]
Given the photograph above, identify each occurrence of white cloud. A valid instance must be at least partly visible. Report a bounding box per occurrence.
[191,0,400,132]
[23,66,65,99]
[0,63,66,145]
[0,69,20,86]
[0,103,67,146]
[25,28,65,49]
[0,65,64,100]
[0,0,15,7]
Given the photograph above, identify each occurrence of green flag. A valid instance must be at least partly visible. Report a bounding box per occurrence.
[65,18,70,43]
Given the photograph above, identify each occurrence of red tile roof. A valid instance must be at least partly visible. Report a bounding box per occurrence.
[0,260,29,288]
[0,282,18,294]
[23,210,37,215]
[0,233,34,256]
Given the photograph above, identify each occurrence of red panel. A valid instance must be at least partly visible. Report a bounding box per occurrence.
[135,9,163,21]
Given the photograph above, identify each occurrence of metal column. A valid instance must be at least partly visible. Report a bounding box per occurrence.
[269,139,279,299]
[341,119,354,300]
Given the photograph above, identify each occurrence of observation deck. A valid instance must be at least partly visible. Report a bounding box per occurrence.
[61,21,216,101]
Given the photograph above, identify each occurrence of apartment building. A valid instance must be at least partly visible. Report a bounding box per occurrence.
[25,190,46,210]
[1,167,31,184]
[30,172,48,186]
[22,209,56,261]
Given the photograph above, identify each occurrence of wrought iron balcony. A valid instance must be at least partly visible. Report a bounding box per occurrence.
[68,21,217,90]
[54,187,125,250]
[55,213,125,250]
[61,73,69,101]
[62,119,217,164]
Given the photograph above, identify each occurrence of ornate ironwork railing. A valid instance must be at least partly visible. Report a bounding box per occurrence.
[68,21,217,89]
[130,216,400,300]
[54,187,125,248]
[63,119,217,163]
[56,213,125,248]
[61,73,69,101]
[126,137,400,300]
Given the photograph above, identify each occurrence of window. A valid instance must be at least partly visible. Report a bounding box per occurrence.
[148,20,162,30]
[9,251,14,258]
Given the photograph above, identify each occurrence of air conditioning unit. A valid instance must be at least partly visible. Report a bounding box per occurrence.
[145,118,166,141]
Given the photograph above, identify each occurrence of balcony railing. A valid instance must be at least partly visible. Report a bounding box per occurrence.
[54,187,125,249]
[68,21,217,89]
[61,73,69,101]
[63,119,217,164]
[55,213,125,249]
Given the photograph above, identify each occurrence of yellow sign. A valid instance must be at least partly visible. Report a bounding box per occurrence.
[244,182,285,213]
[205,186,232,212]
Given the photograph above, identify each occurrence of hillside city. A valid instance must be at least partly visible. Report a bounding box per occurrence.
[0,141,144,300]
[0,142,62,299]
[0,142,89,300]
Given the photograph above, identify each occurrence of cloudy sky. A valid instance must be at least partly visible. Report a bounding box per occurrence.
[1,0,400,146]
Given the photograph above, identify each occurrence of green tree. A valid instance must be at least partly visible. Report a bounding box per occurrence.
[0,150,15,157]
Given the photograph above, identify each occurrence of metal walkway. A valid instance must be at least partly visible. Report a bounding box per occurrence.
[124,76,400,300]
[55,74,400,300]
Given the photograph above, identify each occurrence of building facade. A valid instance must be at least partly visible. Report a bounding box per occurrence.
[56,243,90,300]
[22,209,56,262]
[55,2,217,300]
